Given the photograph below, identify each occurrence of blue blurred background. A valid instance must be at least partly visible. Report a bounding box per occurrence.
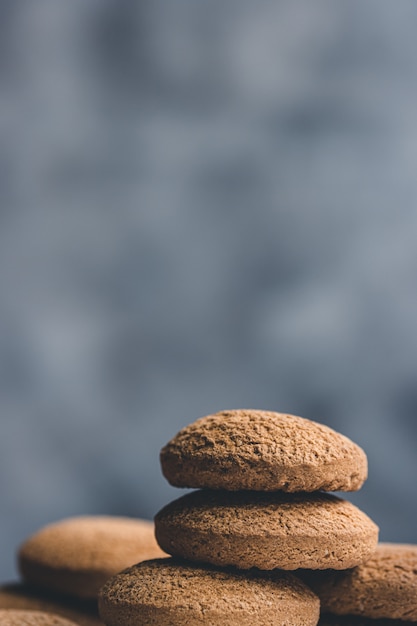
[1,0,417,582]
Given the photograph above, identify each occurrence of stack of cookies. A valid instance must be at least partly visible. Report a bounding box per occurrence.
[98,409,380,625]
[3,410,417,625]
[155,410,379,572]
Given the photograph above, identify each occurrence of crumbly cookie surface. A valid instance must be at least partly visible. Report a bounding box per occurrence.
[155,490,378,570]
[98,558,320,626]
[308,543,417,620]
[161,409,368,492]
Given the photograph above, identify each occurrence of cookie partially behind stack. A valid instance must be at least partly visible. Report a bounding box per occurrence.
[18,516,166,599]
[1,515,166,625]
[307,542,417,623]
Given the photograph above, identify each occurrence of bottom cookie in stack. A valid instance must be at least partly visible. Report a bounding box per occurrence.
[98,558,320,626]
[307,543,417,624]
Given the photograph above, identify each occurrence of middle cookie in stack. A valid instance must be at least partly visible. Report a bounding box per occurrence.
[156,409,379,571]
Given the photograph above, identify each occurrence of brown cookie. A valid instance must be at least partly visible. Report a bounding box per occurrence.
[154,490,378,570]
[0,583,102,626]
[319,616,415,626]
[308,543,417,621]
[98,557,320,626]
[18,516,166,600]
[160,409,368,492]
[0,609,78,625]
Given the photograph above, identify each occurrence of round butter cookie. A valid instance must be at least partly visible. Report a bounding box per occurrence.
[98,557,320,626]
[155,490,378,570]
[0,609,78,625]
[160,409,367,492]
[19,516,166,600]
[0,584,102,626]
[309,543,417,621]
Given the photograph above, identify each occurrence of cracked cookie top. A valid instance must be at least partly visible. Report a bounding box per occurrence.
[160,409,367,492]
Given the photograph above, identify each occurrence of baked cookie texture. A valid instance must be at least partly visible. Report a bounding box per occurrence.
[308,543,417,621]
[160,409,368,492]
[0,609,79,625]
[0,583,103,626]
[98,557,320,626]
[154,490,378,570]
[318,616,415,626]
[18,516,166,599]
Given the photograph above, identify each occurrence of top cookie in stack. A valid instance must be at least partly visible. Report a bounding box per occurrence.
[156,409,378,571]
[160,409,368,492]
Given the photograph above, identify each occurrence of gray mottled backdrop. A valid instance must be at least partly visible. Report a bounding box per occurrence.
[1,0,417,582]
